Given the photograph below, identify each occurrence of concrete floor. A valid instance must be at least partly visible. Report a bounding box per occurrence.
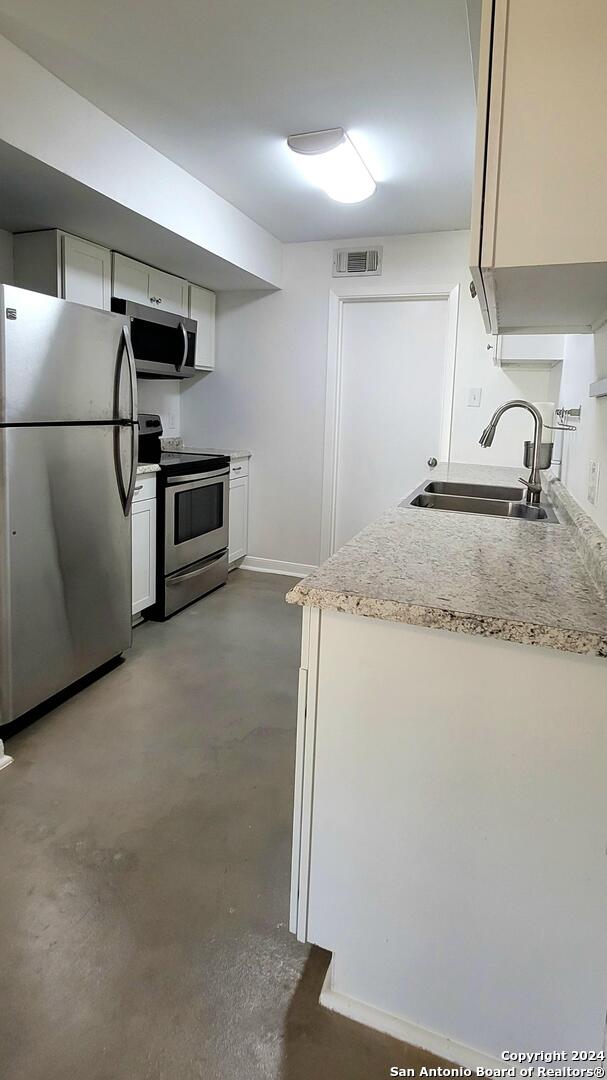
[0,570,448,1080]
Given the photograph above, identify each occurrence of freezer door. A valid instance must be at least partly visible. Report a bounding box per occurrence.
[0,424,132,725]
[0,285,135,423]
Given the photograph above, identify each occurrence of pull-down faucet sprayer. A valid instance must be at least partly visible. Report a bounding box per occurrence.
[479,400,544,505]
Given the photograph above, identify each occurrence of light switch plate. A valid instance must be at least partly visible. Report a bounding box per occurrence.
[588,459,600,506]
[467,387,482,408]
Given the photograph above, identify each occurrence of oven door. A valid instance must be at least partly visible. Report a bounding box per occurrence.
[164,469,229,574]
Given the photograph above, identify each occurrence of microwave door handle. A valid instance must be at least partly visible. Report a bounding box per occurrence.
[176,321,188,373]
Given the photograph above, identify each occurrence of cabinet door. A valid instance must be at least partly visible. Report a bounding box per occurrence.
[132,497,157,615]
[149,268,188,315]
[62,235,112,310]
[112,253,151,306]
[189,284,216,369]
[228,476,248,566]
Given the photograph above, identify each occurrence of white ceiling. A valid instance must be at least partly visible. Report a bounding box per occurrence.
[0,0,477,243]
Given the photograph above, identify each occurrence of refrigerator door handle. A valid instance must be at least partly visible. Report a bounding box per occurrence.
[122,324,138,516]
[123,323,138,425]
[114,323,138,424]
[113,325,139,517]
[176,321,188,373]
[123,422,138,517]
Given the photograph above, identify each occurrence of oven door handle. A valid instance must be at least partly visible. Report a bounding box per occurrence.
[165,468,229,486]
[176,321,188,373]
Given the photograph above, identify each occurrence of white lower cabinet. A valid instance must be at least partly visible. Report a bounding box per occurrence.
[291,607,607,1056]
[228,458,249,567]
[131,475,157,615]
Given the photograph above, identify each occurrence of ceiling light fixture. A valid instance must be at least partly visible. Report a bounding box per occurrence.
[287,127,376,204]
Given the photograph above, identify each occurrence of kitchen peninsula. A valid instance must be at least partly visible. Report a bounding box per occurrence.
[287,463,607,1065]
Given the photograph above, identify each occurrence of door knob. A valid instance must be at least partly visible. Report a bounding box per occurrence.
[427,457,437,467]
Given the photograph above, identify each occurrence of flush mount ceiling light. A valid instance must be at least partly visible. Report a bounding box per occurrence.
[287,127,376,203]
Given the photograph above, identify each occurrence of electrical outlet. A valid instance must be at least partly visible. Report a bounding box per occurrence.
[467,387,482,408]
[588,459,600,506]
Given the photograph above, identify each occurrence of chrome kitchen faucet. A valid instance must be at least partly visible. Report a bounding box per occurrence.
[479,399,544,505]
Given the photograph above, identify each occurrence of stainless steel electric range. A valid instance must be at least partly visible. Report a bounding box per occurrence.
[139,415,230,619]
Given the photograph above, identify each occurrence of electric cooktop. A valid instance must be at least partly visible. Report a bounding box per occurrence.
[158,451,230,478]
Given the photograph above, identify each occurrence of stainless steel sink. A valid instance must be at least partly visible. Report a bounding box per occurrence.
[424,480,524,501]
[401,481,560,523]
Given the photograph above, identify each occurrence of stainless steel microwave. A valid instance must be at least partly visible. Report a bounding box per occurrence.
[111,298,197,379]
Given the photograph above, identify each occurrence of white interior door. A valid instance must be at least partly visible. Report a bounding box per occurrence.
[333,297,449,551]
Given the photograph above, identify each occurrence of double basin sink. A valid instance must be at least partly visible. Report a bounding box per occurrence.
[401,479,559,523]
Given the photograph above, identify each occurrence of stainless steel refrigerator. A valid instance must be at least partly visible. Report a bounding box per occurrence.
[0,286,138,727]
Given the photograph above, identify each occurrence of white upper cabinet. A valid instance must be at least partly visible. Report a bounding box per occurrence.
[112,253,188,316]
[149,267,189,315]
[471,0,607,334]
[188,284,216,370]
[14,230,111,309]
[61,234,112,310]
[494,334,565,369]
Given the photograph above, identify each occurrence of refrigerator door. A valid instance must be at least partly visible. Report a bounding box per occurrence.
[0,424,132,725]
[1,285,135,424]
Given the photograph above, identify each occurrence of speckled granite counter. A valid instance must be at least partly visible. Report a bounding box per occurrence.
[286,462,607,657]
[160,438,250,460]
[136,463,160,475]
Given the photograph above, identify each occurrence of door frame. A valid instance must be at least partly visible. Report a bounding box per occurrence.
[319,283,460,561]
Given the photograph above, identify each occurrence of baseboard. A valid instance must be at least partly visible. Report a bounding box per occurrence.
[239,556,317,579]
[320,962,502,1070]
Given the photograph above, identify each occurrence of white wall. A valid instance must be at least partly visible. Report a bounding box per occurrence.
[137,379,181,438]
[0,229,14,282]
[0,34,282,289]
[182,230,558,568]
[557,328,607,535]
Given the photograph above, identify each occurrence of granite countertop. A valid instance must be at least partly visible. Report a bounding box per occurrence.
[160,438,251,460]
[188,447,251,460]
[286,462,607,657]
[136,463,160,475]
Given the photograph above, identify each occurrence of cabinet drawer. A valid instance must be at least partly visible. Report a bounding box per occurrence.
[230,458,249,480]
[133,474,157,503]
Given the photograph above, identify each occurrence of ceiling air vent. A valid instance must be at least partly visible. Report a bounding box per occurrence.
[332,246,383,277]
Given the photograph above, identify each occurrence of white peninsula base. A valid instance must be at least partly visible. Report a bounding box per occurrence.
[290,607,607,1064]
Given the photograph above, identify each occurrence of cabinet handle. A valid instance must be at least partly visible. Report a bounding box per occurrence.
[134,484,143,493]
[232,466,242,472]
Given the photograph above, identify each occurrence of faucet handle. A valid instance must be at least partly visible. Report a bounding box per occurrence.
[514,475,537,503]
